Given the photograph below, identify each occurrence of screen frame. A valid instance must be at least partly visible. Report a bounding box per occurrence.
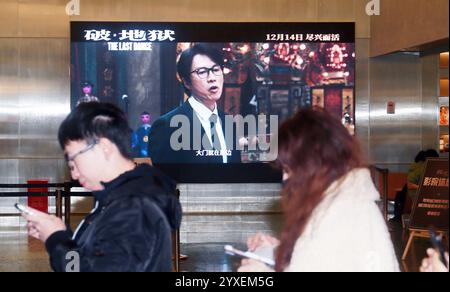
[70,21,355,184]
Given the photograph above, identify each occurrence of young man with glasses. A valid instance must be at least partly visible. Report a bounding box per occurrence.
[149,43,241,164]
[21,102,182,272]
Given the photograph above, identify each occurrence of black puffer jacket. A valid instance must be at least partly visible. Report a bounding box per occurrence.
[45,164,182,272]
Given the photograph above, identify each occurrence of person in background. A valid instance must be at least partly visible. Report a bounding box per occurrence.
[390,150,426,222]
[420,248,449,272]
[238,108,399,272]
[132,111,152,157]
[407,149,440,204]
[390,149,440,222]
[21,102,182,272]
[76,81,100,106]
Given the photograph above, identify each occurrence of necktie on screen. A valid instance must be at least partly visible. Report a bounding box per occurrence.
[209,114,220,150]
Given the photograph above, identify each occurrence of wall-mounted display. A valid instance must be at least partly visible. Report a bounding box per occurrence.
[71,22,355,182]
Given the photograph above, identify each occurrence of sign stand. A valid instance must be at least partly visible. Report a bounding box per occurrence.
[402,158,449,260]
[402,229,448,260]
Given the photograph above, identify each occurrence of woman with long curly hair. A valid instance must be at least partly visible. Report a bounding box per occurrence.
[238,108,399,272]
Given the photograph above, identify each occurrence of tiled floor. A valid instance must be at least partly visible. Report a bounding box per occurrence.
[0,217,441,272]
[387,220,432,272]
[178,220,436,272]
[0,233,52,272]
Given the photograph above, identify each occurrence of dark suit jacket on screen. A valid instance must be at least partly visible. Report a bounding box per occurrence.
[148,102,241,164]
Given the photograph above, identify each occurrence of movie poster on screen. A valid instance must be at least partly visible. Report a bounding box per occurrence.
[70,22,355,182]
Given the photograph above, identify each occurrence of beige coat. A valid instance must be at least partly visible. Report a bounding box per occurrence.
[285,168,400,272]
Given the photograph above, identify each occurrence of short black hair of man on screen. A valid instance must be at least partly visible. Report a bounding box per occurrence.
[177,43,225,96]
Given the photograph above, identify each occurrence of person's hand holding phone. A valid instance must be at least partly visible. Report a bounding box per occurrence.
[18,205,67,242]
[237,233,279,272]
[420,248,449,272]
[246,233,279,252]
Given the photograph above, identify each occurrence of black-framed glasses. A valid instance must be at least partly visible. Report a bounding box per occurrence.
[190,65,223,79]
[65,139,98,165]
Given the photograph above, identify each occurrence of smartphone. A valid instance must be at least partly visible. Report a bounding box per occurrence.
[224,245,275,267]
[429,228,448,268]
[14,203,33,216]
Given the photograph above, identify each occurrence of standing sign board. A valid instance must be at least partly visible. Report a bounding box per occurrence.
[409,158,449,232]
[402,158,448,260]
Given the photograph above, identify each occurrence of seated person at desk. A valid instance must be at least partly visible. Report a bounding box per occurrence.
[407,149,439,204]
[148,43,241,164]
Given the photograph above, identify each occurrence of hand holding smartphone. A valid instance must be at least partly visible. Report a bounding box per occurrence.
[14,203,66,242]
[225,245,275,267]
[14,203,34,216]
[429,228,448,268]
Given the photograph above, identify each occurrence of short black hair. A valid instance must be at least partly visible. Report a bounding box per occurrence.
[414,149,440,162]
[424,149,439,159]
[414,150,426,163]
[141,111,150,116]
[58,102,132,159]
[81,81,93,88]
[177,43,224,96]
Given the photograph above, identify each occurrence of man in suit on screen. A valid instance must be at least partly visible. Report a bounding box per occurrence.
[148,43,241,164]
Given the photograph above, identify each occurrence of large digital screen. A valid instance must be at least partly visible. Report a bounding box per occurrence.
[70,22,355,182]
